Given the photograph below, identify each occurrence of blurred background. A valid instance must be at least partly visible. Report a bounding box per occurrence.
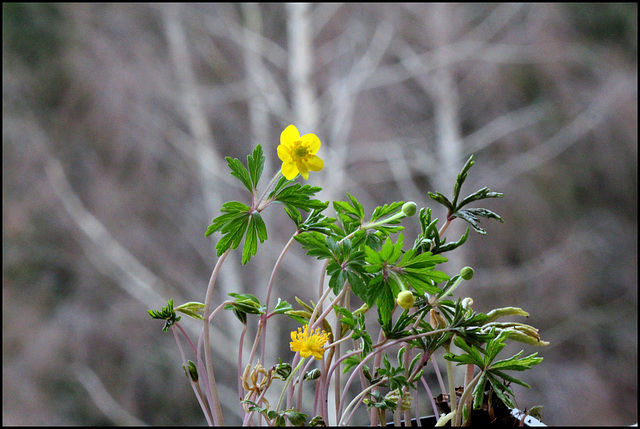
[3,3,637,426]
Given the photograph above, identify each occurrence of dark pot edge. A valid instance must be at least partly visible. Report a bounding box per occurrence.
[384,407,546,427]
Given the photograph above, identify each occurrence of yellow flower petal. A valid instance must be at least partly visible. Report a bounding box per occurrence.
[301,133,321,154]
[290,324,328,361]
[277,125,324,181]
[277,144,293,163]
[305,155,324,171]
[281,125,300,147]
[281,161,299,180]
[296,160,309,180]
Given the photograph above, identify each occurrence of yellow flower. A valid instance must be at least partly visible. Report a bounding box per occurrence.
[277,125,324,180]
[290,324,329,360]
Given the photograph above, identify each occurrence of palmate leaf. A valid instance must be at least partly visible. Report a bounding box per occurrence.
[294,231,334,260]
[364,234,449,324]
[445,330,543,411]
[205,201,268,265]
[333,194,406,240]
[427,155,504,238]
[225,145,265,194]
[268,176,326,213]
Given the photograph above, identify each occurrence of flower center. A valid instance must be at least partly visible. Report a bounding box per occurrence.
[293,141,310,159]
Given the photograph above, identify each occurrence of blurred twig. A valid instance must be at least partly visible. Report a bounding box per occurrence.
[72,363,147,426]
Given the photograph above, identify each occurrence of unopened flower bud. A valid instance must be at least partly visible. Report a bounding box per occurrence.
[304,368,322,380]
[461,297,473,310]
[460,266,474,281]
[396,290,415,309]
[402,202,417,217]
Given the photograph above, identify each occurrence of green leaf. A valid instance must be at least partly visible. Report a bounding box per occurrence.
[370,201,404,223]
[486,373,517,408]
[206,200,267,265]
[436,227,470,253]
[247,145,265,191]
[226,156,253,193]
[225,292,266,315]
[450,208,503,234]
[472,371,488,410]
[376,286,396,325]
[294,231,334,260]
[451,155,475,210]
[242,212,268,264]
[175,301,206,320]
[224,145,265,194]
[490,352,542,372]
[284,410,307,426]
[457,186,503,208]
[268,179,326,213]
[428,191,454,212]
[148,299,181,332]
[272,299,293,315]
[291,204,337,236]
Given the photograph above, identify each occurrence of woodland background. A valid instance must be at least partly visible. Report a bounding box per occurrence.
[2,3,637,426]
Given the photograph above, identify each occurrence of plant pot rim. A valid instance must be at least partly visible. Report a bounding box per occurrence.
[385,407,546,427]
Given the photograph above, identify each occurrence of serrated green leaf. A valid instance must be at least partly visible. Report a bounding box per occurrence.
[226,156,253,193]
[376,286,396,325]
[370,201,404,222]
[428,191,454,212]
[284,410,307,426]
[457,186,503,209]
[473,371,488,410]
[294,231,334,260]
[247,145,265,190]
[241,212,267,265]
[452,155,475,209]
[272,299,293,314]
[269,182,325,213]
[450,208,503,234]
[490,352,542,372]
[346,192,365,219]
[486,373,517,408]
[436,227,470,253]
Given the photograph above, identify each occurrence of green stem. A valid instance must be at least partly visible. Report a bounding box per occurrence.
[276,357,306,412]
[453,371,483,426]
[255,171,283,211]
[444,343,458,420]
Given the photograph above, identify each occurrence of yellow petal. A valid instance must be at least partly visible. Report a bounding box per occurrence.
[305,155,324,171]
[296,160,309,180]
[277,144,292,162]
[301,133,321,154]
[281,125,300,147]
[281,161,299,180]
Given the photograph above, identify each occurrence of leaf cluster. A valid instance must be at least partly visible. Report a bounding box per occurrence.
[444,330,543,410]
[424,156,503,254]
[333,194,404,248]
[365,235,449,324]
[205,145,326,265]
[148,299,181,332]
[243,401,307,427]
